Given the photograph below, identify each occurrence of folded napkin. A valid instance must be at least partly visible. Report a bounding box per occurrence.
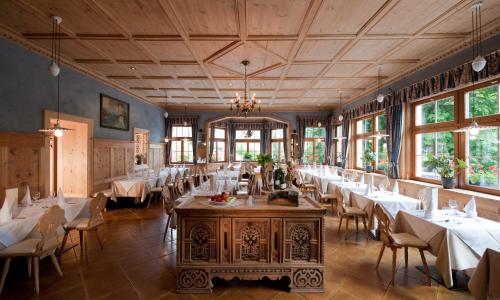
[223,179,229,191]
[57,187,66,207]
[424,187,438,219]
[464,196,478,218]
[360,174,365,185]
[21,185,32,206]
[393,180,399,194]
[0,197,14,224]
[364,174,374,195]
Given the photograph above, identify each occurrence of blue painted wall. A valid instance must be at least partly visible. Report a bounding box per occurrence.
[0,38,165,142]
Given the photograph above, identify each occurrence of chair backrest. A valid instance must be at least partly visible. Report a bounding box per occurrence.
[313,176,322,198]
[374,204,392,246]
[36,205,65,253]
[177,178,184,195]
[5,188,18,205]
[334,186,345,215]
[187,176,195,191]
[88,193,107,228]
[162,185,175,215]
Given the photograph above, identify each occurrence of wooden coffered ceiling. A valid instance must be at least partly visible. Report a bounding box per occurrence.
[1,0,500,111]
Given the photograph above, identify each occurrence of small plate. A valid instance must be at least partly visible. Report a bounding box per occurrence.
[208,197,236,206]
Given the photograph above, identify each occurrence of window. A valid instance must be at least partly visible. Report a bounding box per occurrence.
[332,125,343,164]
[235,130,261,161]
[303,127,325,164]
[271,129,285,162]
[415,131,455,180]
[354,114,387,171]
[466,128,499,189]
[134,128,149,165]
[415,96,454,125]
[171,126,193,163]
[213,128,226,162]
[466,84,500,118]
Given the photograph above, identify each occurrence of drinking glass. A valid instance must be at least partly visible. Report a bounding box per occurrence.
[448,199,458,215]
[32,191,40,205]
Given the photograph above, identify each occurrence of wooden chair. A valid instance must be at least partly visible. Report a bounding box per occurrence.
[297,172,316,196]
[175,178,185,197]
[162,186,175,241]
[0,205,65,295]
[313,177,337,213]
[335,186,368,240]
[374,204,431,286]
[60,193,107,263]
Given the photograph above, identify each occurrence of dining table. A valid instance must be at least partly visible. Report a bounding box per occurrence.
[300,168,342,193]
[394,210,500,288]
[111,175,160,203]
[0,197,91,250]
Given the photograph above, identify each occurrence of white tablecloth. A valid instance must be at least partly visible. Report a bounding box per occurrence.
[0,197,91,250]
[355,191,422,220]
[300,169,341,193]
[327,181,367,204]
[111,176,159,203]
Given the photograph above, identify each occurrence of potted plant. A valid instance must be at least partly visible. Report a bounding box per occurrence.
[135,154,144,165]
[336,154,344,168]
[243,151,253,161]
[424,153,466,189]
[361,150,376,173]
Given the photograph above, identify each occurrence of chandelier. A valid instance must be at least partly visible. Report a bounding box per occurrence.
[230,60,261,117]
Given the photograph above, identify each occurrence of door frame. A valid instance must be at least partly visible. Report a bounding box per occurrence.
[42,110,94,197]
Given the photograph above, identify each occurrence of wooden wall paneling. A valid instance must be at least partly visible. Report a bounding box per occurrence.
[149,143,166,170]
[93,138,134,193]
[0,131,45,205]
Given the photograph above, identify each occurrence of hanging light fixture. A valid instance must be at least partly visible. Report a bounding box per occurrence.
[183,104,187,126]
[230,60,259,117]
[338,90,344,121]
[163,89,169,119]
[471,1,486,72]
[244,129,253,138]
[39,16,72,138]
[376,65,384,103]
[317,104,322,127]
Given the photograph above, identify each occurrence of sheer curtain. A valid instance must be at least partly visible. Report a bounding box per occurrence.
[341,119,350,169]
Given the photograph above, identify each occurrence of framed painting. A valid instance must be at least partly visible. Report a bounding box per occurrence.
[100,94,129,131]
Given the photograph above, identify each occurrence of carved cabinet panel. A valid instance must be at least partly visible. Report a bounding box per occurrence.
[219,218,231,264]
[232,218,270,264]
[283,219,321,264]
[181,218,219,264]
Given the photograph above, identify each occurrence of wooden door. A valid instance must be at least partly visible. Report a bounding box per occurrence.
[232,218,270,264]
[181,218,219,264]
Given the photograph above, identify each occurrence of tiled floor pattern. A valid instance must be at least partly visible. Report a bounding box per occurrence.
[0,203,474,300]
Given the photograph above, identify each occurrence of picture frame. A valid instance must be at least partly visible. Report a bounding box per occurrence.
[100,93,129,131]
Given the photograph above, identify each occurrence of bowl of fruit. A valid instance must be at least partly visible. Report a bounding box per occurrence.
[208,192,235,205]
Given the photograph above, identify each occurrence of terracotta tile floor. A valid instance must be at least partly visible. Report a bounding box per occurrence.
[0,204,474,300]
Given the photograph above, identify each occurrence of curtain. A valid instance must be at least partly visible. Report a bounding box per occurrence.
[209,125,215,162]
[325,121,332,165]
[297,118,306,163]
[341,118,350,169]
[283,125,288,162]
[386,101,404,178]
[227,122,236,162]
[165,120,173,165]
[192,118,199,164]
[261,122,270,155]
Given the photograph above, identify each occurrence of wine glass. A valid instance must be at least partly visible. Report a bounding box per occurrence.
[448,199,458,215]
[32,191,40,205]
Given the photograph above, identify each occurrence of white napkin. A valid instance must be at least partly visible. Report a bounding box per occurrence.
[360,175,365,185]
[21,185,32,206]
[0,197,13,224]
[364,174,374,195]
[57,187,66,207]
[464,196,478,218]
[393,180,399,194]
[424,187,438,219]
[223,179,229,191]
[209,175,216,191]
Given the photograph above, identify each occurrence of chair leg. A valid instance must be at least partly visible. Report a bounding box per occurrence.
[27,257,32,278]
[95,229,104,250]
[58,230,70,257]
[355,217,359,234]
[163,215,171,241]
[337,216,343,234]
[375,244,385,269]
[79,231,85,263]
[404,247,408,268]
[33,256,40,295]
[362,217,368,238]
[0,258,11,295]
[391,248,397,286]
[50,254,63,277]
[344,217,350,240]
[419,249,431,286]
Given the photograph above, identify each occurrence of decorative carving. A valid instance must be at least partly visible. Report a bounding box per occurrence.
[241,223,261,261]
[290,224,311,261]
[293,269,323,288]
[190,224,210,261]
[177,269,210,290]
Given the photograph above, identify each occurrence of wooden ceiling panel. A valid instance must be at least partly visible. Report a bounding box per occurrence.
[250,79,279,89]
[191,40,236,61]
[287,64,327,77]
[281,79,312,89]
[28,38,106,60]
[308,0,385,35]
[368,0,458,35]
[360,63,418,77]
[162,89,191,97]
[80,63,135,76]
[87,40,151,61]
[296,39,349,61]
[387,38,463,60]
[276,90,304,97]
[304,89,357,98]
[253,66,284,77]
[144,78,184,88]
[199,98,224,104]
[216,80,244,89]
[22,0,122,35]
[254,40,295,60]
[212,43,281,74]
[190,89,219,97]
[108,77,154,88]
[94,0,178,36]
[0,1,51,34]
[136,40,195,61]
[181,79,214,89]
[426,0,500,34]
[341,39,403,61]
[315,78,374,89]
[324,63,371,77]
[247,0,310,36]
[169,0,238,36]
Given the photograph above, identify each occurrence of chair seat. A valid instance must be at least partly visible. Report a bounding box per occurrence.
[91,189,112,198]
[150,187,163,192]
[319,193,336,199]
[0,238,60,257]
[302,183,316,188]
[390,233,428,248]
[344,206,367,216]
[65,218,103,230]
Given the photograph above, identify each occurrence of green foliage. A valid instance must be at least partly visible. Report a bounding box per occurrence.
[243,151,253,161]
[424,153,466,179]
[305,127,326,138]
[361,149,376,166]
[468,86,499,118]
[256,153,273,167]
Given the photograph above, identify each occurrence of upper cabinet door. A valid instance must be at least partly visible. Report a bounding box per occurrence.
[283,218,322,264]
[232,218,270,264]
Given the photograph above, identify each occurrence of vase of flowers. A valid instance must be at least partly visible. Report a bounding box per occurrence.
[424,154,466,189]
[361,150,376,173]
[469,164,498,187]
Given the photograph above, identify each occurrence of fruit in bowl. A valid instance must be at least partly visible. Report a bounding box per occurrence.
[210,192,230,202]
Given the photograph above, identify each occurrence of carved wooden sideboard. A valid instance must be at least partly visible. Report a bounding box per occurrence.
[175,196,326,293]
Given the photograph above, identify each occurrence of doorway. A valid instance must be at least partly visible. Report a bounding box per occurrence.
[43,111,93,198]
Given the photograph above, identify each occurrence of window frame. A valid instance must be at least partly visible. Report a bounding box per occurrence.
[170,125,194,164]
[332,124,343,165]
[213,127,227,162]
[235,129,261,161]
[271,128,285,162]
[303,127,326,164]
[353,112,387,173]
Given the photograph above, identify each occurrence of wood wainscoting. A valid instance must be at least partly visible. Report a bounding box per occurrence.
[0,131,46,205]
[149,143,165,171]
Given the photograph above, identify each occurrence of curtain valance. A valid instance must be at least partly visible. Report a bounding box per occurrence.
[166,116,199,126]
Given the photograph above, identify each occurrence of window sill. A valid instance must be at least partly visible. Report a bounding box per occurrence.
[400,179,500,202]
